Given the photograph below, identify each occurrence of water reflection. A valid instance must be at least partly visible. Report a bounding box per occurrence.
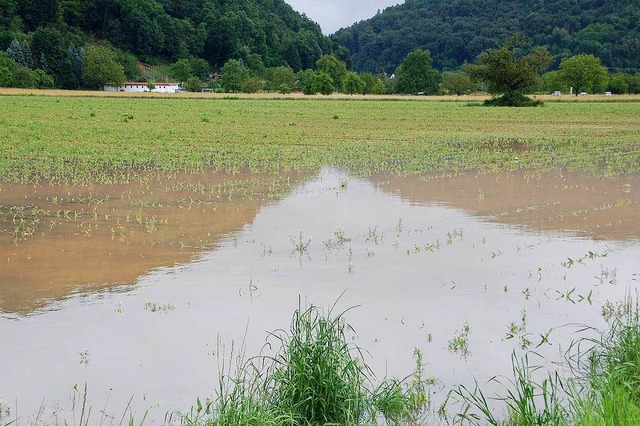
[372,169,640,241]
[0,171,307,314]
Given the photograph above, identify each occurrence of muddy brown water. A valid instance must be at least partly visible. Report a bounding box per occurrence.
[372,169,640,241]
[0,168,638,424]
[0,171,303,314]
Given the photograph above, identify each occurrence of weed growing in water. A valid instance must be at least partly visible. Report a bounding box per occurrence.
[448,322,471,359]
[0,399,11,425]
[144,301,175,313]
[289,231,310,257]
[506,309,532,350]
[451,352,566,426]
[323,228,351,252]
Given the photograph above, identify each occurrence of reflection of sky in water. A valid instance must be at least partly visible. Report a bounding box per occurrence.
[1,168,639,423]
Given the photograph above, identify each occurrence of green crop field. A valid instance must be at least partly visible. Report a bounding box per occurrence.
[1,92,639,184]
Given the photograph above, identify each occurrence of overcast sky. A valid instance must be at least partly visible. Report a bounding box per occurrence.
[285,0,403,34]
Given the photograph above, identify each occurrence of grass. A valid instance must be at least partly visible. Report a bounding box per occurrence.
[449,294,640,425]
[181,300,433,425]
[0,94,639,184]
[183,293,640,425]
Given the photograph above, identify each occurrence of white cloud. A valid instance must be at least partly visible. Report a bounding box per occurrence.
[285,0,403,34]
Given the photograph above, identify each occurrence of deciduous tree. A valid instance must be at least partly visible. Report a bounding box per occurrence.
[558,54,608,95]
[316,54,347,91]
[170,58,193,82]
[441,71,476,95]
[394,49,440,95]
[83,45,126,90]
[297,69,316,95]
[313,71,334,95]
[465,37,550,106]
[342,71,364,95]
[220,58,248,92]
[264,66,295,92]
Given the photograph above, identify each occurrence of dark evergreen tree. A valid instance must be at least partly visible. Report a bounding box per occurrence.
[31,27,77,89]
[6,39,34,69]
[68,43,85,86]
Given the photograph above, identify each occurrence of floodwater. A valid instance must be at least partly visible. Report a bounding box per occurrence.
[0,168,638,424]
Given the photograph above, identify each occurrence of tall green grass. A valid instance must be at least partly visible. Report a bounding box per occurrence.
[568,296,640,425]
[182,301,433,425]
[450,294,640,425]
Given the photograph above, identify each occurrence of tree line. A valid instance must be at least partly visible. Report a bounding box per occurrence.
[188,42,640,99]
[333,0,640,75]
[0,0,347,89]
[3,33,640,100]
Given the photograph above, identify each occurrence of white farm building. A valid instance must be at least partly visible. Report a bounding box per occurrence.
[104,82,181,93]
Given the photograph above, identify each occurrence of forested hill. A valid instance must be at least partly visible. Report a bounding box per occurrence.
[332,0,640,74]
[0,0,342,70]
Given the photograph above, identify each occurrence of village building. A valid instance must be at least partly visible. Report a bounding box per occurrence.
[104,82,181,93]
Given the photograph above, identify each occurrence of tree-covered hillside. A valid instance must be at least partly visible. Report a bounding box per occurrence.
[0,0,343,70]
[332,0,640,74]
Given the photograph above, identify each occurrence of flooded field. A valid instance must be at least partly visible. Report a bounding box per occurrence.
[0,168,639,423]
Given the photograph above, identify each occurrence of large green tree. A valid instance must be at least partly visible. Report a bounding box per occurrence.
[220,58,248,92]
[313,71,334,95]
[83,45,126,90]
[264,66,295,92]
[441,71,477,95]
[170,58,193,82]
[297,69,316,95]
[466,38,550,106]
[316,54,347,91]
[342,71,365,95]
[0,51,18,86]
[558,54,608,95]
[394,49,440,95]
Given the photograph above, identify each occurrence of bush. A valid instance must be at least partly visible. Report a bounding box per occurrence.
[242,77,262,94]
[184,77,203,92]
[484,92,543,107]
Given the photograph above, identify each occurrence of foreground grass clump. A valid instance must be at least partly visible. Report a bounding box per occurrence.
[450,295,640,425]
[182,302,432,425]
[569,297,640,425]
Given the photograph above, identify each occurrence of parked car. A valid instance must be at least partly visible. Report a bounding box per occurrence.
[552,91,561,96]
[579,92,588,96]
[604,91,613,96]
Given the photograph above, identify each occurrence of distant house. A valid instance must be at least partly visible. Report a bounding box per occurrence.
[103,82,181,93]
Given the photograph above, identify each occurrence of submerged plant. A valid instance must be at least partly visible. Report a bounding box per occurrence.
[448,322,471,359]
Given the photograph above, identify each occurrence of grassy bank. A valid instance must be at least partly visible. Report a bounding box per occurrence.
[1,94,638,184]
